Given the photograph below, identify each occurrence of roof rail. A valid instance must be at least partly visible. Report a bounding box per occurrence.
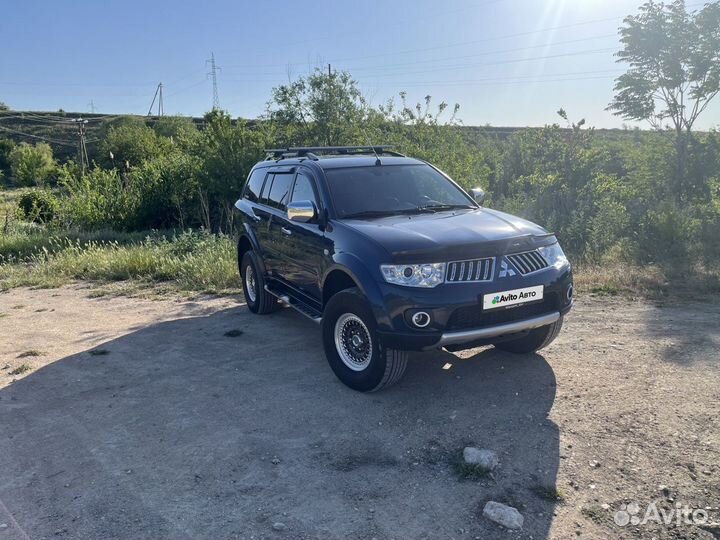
[263,145,405,160]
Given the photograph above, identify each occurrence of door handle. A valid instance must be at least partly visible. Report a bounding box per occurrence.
[281,227,292,236]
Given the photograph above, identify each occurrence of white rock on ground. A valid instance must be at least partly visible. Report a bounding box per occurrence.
[463,447,499,470]
[483,501,524,530]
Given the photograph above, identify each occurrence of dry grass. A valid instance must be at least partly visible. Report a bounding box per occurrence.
[574,262,720,300]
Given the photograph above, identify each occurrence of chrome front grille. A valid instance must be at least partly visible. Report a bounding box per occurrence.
[446,257,494,282]
[506,250,549,275]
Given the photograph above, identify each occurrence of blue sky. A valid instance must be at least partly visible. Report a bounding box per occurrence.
[2,0,718,129]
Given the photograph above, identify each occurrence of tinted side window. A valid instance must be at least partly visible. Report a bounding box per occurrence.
[267,173,293,210]
[244,169,266,202]
[260,173,274,205]
[290,171,318,207]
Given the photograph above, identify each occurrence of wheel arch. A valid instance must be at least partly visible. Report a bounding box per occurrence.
[322,269,359,307]
[237,235,253,269]
[321,255,392,331]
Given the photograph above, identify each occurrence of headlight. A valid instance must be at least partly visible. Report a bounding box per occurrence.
[380,263,446,288]
[538,242,569,269]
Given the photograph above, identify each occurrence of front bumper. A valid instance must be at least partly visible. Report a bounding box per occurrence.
[374,266,573,351]
[435,311,560,348]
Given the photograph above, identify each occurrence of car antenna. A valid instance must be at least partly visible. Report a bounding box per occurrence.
[364,131,382,166]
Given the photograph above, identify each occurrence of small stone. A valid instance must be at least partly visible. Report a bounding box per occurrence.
[271,458,280,465]
[589,460,600,468]
[272,522,286,531]
[483,501,524,530]
[463,447,499,470]
[0,524,8,530]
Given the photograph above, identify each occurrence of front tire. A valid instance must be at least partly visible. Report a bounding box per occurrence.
[240,251,279,314]
[493,316,563,354]
[322,288,408,392]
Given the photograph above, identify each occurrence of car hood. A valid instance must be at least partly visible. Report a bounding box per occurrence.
[341,208,554,262]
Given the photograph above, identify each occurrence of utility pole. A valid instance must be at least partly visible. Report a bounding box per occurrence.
[328,63,332,77]
[207,52,221,110]
[147,83,164,116]
[89,100,96,113]
[71,118,89,176]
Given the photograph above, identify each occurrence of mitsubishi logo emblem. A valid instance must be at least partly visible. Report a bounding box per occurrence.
[498,259,516,278]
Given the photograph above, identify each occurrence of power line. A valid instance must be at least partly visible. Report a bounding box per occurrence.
[147,82,164,116]
[335,33,617,73]
[71,118,90,175]
[343,47,618,78]
[207,52,221,110]
[221,0,710,72]
[0,125,77,146]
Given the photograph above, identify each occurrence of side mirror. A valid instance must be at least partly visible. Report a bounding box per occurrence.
[287,200,317,223]
[471,188,485,205]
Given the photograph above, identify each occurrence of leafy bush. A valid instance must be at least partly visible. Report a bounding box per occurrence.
[9,142,56,186]
[17,189,59,223]
[98,118,171,168]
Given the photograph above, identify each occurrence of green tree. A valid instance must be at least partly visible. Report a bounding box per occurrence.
[267,69,370,146]
[608,0,720,200]
[0,101,8,111]
[98,116,169,168]
[152,115,198,140]
[9,142,56,186]
[195,109,268,231]
[0,138,16,177]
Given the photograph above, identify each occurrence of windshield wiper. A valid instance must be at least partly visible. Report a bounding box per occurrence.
[415,203,476,212]
[342,210,398,219]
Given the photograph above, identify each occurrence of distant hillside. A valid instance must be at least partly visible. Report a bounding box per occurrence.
[0,109,660,162]
[0,111,207,162]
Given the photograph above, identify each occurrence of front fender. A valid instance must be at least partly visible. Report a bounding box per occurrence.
[324,253,394,332]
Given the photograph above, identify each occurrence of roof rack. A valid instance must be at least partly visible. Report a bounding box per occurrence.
[264,145,405,160]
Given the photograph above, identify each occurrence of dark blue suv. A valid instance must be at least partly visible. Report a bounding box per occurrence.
[235,146,573,392]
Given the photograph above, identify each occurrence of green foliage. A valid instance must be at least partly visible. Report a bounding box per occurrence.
[0,138,15,177]
[0,101,8,112]
[9,142,56,186]
[608,0,720,201]
[194,110,267,231]
[152,115,198,140]
[99,118,170,168]
[0,231,237,293]
[17,189,59,223]
[267,69,370,146]
[608,0,720,131]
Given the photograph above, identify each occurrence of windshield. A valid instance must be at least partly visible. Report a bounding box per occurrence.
[324,164,476,219]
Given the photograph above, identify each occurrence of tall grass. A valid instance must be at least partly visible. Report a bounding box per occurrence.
[0,230,238,293]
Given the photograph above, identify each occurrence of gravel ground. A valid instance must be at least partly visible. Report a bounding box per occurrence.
[0,286,718,540]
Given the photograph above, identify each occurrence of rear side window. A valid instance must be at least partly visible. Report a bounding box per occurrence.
[244,169,266,202]
[266,173,293,210]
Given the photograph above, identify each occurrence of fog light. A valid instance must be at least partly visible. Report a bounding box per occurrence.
[411,311,432,328]
[566,285,574,301]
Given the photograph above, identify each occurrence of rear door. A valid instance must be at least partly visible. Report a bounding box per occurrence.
[259,170,294,276]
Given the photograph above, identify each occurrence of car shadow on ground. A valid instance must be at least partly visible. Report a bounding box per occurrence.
[0,305,560,540]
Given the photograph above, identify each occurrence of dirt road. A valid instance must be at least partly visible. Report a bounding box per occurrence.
[1,286,718,539]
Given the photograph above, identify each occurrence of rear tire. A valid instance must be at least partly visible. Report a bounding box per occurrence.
[494,316,563,354]
[322,287,408,392]
[240,251,279,314]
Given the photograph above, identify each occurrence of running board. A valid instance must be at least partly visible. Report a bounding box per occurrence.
[264,284,322,324]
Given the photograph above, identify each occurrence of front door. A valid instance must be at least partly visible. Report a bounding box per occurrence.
[275,169,327,300]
